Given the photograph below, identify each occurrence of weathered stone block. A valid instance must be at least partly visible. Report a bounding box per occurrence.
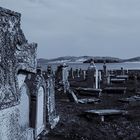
[0,7,37,110]
[0,106,20,140]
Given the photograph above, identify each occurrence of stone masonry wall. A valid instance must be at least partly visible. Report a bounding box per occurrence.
[0,7,37,140]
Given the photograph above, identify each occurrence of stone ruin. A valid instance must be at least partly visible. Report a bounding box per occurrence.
[0,7,59,140]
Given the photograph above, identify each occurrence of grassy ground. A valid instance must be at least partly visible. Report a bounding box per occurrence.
[47,76,140,140]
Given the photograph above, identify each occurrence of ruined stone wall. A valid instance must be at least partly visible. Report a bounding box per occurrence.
[0,7,37,140]
[0,7,21,109]
[0,7,37,110]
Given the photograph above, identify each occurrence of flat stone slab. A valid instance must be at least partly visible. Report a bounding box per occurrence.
[111,78,126,83]
[85,109,127,116]
[119,96,140,103]
[84,109,127,122]
[67,89,100,104]
[116,75,128,79]
[104,87,127,90]
[78,98,100,104]
[136,92,140,95]
[103,87,127,94]
[75,87,102,97]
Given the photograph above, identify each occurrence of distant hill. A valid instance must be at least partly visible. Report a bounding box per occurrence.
[38,56,91,64]
[123,57,140,62]
[37,56,140,66]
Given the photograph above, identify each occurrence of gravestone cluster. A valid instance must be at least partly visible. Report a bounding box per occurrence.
[0,7,59,140]
[66,61,101,89]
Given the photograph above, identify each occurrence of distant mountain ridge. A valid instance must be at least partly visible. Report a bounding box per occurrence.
[123,57,140,62]
[37,56,140,64]
[38,56,90,63]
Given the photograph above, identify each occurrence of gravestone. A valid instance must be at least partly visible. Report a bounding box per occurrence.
[121,67,125,75]
[44,66,59,129]
[26,68,47,138]
[83,70,86,80]
[69,68,74,80]
[86,60,99,88]
[75,69,80,78]
[55,63,69,93]
[36,87,45,136]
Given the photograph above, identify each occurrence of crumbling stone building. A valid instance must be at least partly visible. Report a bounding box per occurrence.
[0,7,59,140]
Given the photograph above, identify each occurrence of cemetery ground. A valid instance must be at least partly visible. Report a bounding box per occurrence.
[47,77,140,140]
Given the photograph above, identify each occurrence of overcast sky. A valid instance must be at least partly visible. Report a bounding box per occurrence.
[1,0,140,59]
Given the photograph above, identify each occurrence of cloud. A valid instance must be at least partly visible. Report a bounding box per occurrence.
[1,0,140,58]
